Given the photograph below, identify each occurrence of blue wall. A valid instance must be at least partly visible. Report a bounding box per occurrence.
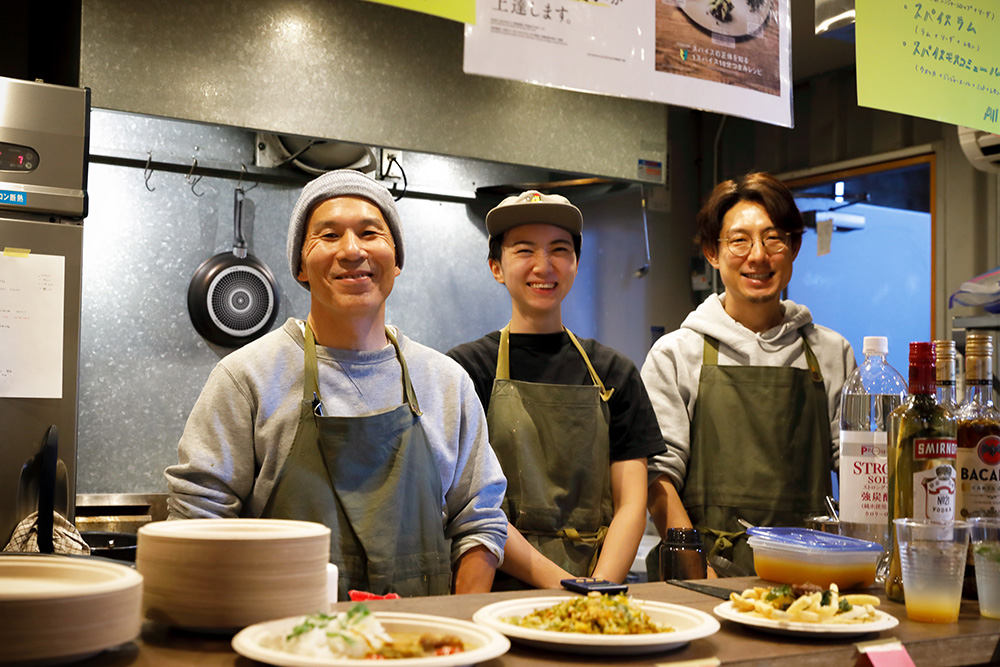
[787,203,932,375]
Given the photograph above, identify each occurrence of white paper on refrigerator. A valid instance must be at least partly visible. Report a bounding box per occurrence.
[0,252,65,398]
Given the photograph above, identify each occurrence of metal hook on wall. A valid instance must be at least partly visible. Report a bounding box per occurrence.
[143,151,156,192]
[236,164,258,193]
[186,158,204,197]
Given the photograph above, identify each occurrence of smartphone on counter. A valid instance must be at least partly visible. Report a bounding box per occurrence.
[560,577,628,595]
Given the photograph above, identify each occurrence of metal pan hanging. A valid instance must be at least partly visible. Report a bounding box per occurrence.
[187,188,279,348]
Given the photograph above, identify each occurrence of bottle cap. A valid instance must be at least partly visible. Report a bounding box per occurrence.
[862,336,888,356]
[934,339,956,361]
[966,332,993,358]
[908,341,936,393]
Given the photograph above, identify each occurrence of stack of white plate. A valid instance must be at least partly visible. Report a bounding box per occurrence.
[0,554,143,663]
[137,518,330,631]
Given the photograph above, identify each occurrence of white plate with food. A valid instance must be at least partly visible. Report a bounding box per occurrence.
[471,594,720,655]
[232,607,510,666]
[713,601,899,638]
[679,0,774,38]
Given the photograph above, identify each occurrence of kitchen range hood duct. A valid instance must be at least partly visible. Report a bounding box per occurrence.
[255,133,376,175]
[815,0,855,41]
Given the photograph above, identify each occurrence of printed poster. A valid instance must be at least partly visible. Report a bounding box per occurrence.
[856,0,1000,134]
[0,252,65,399]
[464,0,793,128]
[361,0,476,24]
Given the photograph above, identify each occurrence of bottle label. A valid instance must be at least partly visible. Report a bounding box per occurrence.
[913,464,956,521]
[839,430,888,524]
[957,436,1000,518]
[914,437,958,459]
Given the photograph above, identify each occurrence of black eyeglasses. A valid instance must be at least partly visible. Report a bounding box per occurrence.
[718,231,790,257]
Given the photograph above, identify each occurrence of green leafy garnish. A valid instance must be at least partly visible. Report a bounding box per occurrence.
[975,544,1000,563]
[820,589,833,606]
[765,585,792,601]
[326,631,357,644]
[839,599,853,613]
[346,603,372,624]
[288,619,315,639]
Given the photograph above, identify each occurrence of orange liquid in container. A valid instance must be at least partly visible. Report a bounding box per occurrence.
[752,552,877,590]
[903,591,961,623]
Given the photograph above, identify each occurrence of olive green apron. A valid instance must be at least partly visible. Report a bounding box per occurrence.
[261,324,451,599]
[486,325,615,583]
[684,333,832,575]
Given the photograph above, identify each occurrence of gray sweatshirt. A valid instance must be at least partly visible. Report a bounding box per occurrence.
[642,294,856,492]
[165,318,508,564]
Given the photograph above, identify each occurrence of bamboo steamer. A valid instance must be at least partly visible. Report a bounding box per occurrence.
[136,518,330,630]
[0,554,143,664]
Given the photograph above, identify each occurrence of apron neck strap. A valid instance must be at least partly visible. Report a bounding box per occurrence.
[801,334,824,384]
[496,324,613,402]
[704,333,824,384]
[703,336,721,366]
[565,328,614,402]
[303,322,422,417]
[497,324,513,381]
[386,326,422,416]
[303,322,321,402]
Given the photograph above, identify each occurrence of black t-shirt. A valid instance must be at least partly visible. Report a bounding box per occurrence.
[447,331,665,462]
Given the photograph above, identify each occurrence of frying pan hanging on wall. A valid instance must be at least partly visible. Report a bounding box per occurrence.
[188,188,279,348]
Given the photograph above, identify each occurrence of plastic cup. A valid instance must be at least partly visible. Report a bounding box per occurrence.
[894,519,970,623]
[969,517,1000,619]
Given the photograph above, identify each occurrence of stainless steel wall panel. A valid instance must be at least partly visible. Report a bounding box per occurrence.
[79,0,666,183]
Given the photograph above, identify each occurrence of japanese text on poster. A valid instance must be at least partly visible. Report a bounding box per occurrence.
[857,0,999,133]
[464,0,793,129]
[0,252,65,399]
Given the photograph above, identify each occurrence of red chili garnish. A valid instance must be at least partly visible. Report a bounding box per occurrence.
[435,646,463,656]
[365,653,386,660]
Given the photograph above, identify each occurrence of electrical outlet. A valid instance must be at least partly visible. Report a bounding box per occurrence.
[381,149,402,179]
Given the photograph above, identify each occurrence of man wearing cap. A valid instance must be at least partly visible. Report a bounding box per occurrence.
[447,191,664,588]
[166,169,508,598]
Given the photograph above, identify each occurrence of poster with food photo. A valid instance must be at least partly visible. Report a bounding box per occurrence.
[463,0,792,127]
[656,0,781,96]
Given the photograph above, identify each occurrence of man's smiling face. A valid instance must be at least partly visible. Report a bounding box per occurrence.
[298,196,400,320]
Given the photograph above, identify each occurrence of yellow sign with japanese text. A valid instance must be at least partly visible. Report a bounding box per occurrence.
[856,0,999,134]
[360,0,474,24]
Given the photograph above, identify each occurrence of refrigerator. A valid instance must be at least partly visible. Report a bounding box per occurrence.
[0,76,90,547]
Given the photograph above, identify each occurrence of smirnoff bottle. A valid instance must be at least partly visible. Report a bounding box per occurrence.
[885,341,958,602]
[956,333,1000,598]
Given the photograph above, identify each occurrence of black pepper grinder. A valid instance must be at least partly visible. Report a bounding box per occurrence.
[658,528,707,581]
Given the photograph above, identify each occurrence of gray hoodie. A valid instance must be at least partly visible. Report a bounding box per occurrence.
[643,294,856,492]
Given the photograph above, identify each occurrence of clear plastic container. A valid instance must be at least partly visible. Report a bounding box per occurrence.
[746,527,884,590]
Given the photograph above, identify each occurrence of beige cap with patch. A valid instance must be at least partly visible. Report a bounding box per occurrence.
[485,190,583,239]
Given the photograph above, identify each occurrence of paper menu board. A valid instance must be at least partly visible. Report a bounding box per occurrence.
[463,0,794,129]
[856,0,999,134]
[0,251,65,399]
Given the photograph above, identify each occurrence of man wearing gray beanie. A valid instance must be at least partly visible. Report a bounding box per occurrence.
[167,169,507,598]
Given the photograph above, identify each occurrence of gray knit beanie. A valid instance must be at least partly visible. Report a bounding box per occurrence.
[287,169,404,290]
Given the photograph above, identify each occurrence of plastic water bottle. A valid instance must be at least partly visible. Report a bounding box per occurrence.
[839,336,907,552]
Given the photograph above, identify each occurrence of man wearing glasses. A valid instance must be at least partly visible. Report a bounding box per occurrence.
[641,172,856,577]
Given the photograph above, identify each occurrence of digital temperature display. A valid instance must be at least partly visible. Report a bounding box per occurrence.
[0,142,39,172]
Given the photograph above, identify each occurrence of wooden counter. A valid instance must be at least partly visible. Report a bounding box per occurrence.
[76,579,1000,666]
